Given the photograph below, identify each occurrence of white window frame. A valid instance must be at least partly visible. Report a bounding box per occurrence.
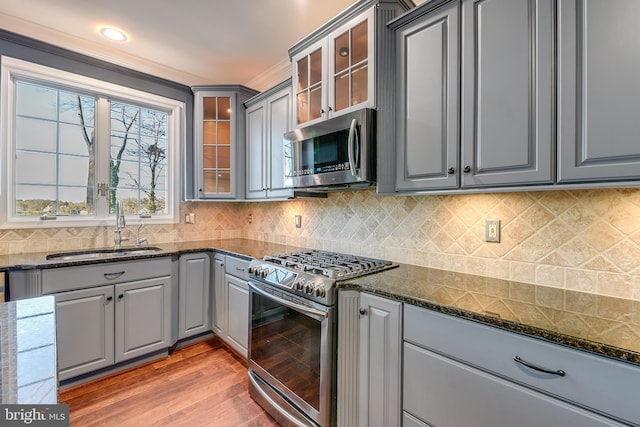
[0,56,183,229]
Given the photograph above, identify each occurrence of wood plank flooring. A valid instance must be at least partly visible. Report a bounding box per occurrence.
[59,337,280,427]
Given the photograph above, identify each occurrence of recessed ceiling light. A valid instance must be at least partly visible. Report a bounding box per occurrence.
[98,26,128,42]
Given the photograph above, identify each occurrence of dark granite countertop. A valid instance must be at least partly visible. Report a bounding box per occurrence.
[2,238,639,367]
[340,264,640,366]
[0,295,57,403]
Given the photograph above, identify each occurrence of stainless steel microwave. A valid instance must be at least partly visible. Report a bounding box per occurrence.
[283,108,376,191]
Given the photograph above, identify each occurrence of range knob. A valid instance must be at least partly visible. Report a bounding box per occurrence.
[314,285,326,298]
[304,282,315,294]
[295,278,305,291]
[248,265,258,275]
[259,267,269,279]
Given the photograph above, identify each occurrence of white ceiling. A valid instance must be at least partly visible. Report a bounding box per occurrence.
[0,0,420,91]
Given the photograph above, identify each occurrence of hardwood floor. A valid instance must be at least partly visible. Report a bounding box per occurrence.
[59,337,279,427]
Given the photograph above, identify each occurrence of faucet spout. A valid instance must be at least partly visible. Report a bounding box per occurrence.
[114,200,129,249]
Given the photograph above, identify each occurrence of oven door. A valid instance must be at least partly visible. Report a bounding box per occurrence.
[248,281,335,427]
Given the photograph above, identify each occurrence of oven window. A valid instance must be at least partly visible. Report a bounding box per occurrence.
[250,292,321,411]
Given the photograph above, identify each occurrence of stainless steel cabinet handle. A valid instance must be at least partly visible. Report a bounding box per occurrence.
[514,355,565,377]
[104,271,125,280]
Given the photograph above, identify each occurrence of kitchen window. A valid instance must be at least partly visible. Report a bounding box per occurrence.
[0,56,183,228]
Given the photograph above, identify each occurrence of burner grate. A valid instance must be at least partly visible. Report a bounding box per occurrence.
[263,250,394,281]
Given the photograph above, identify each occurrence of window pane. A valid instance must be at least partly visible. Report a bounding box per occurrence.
[110,102,168,214]
[334,31,349,74]
[352,63,368,106]
[203,97,217,120]
[15,186,56,216]
[16,151,56,185]
[309,49,322,85]
[334,72,349,112]
[59,123,92,156]
[16,82,57,120]
[58,187,92,215]
[351,20,368,65]
[59,155,90,186]
[218,97,231,121]
[15,117,56,152]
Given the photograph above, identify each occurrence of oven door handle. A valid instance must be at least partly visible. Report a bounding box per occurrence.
[249,282,328,320]
[347,118,359,177]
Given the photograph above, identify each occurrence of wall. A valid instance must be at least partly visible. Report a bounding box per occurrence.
[242,188,640,301]
[1,188,639,302]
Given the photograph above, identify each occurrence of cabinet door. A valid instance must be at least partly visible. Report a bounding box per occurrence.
[225,273,249,357]
[178,253,211,339]
[358,293,402,427]
[115,276,171,363]
[460,0,554,187]
[194,91,238,198]
[265,87,294,199]
[55,285,114,381]
[245,101,266,199]
[328,8,375,117]
[292,38,327,126]
[395,1,459,191]
[403,342,623,427]
[211,254,226,336]
[558,0,640,182]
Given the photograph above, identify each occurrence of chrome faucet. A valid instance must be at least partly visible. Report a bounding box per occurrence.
[135,211,151,247]
[114,200,129,249]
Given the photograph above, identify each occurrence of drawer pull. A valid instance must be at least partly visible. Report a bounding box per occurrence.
[514,355,565,377]
[104,271,125,280]
[235,267,245,272]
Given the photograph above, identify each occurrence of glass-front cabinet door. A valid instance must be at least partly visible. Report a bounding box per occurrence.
[331,14,371,114]
[292,7,375,127]
[201,95,232,194]
[295,40,326,126]
[191,86,257,200]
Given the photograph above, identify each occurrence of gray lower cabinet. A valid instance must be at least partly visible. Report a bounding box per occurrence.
[210,253,250,358]
[55,285,115,380]
[43,258,173,382]
[211,253,226,336]
[245,80,294,200]
[178,253,211,339]
[336,291,402,427]
[403,305,639,426]
[557,0,640,182]
[358,293,402,427]
[225,274,249,356]
[114,277,171,363]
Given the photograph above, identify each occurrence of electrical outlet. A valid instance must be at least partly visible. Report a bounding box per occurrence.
[295,215,302,229]
[248,213,253,224]
[485,219,500,242]
[185,213,196,224]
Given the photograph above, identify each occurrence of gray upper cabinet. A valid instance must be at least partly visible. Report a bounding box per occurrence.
[461,0,554,187]
[393,0,554,193]
[395,0,459,191]
[557,0,640,182]
[245,80,294,200]
[191,85,258,200]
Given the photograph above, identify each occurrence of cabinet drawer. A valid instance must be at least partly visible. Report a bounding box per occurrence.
[42,258,171,294]
[404,305,640,425]
[224,255,250,281]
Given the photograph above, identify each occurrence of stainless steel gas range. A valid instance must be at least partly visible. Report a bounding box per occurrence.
[247,250,396,427]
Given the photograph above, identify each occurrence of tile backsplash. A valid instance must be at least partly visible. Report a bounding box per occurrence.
[1,188,640,301]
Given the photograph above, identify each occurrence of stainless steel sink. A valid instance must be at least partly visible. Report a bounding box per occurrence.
[46,247,163,262]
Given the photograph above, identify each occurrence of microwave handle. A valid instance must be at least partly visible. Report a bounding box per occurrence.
[348,118,359,177]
